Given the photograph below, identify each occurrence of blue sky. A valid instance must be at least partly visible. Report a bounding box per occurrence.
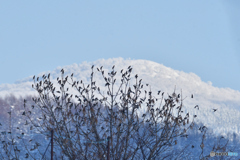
[0,0,240,91]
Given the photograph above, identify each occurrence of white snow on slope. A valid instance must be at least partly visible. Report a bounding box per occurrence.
[1,58,240,136]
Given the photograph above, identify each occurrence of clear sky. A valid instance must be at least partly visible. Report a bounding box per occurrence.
[0,0,240,91]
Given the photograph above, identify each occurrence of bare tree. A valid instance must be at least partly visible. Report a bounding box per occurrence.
[0,65,234,159]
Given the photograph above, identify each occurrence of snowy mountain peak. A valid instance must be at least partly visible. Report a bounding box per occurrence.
[1,57,240,136]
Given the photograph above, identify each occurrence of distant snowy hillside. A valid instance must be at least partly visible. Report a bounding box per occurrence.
[1,58,240,136]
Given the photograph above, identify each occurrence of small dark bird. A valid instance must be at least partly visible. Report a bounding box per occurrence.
[192,145,194,148]
[191,94,193,98]
[194,115,197,118]
[14,147,20,152]
[194,105,199,110]
[25,153,29,158]
[112,65,115,69]
[178,94,180,98]
[213,109,217,112]
[61,69,64,74]
[158,90,161,95]
[25,120,29,125]
[22,111,25,115]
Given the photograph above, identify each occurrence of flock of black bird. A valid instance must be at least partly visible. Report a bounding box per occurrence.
[192,94,217,113]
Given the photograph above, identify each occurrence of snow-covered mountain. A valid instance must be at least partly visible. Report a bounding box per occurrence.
[1,58,240,136]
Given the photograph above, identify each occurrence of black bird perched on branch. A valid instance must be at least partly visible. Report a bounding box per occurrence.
[61,69,64,74]
[178,94,180,98]
[25,153,29,158]
[213,109,217,112]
